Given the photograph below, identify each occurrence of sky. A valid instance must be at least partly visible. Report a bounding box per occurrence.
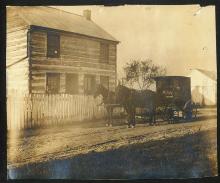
[53,5,216,79]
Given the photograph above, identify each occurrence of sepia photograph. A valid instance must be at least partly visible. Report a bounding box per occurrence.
[6,5,217,179]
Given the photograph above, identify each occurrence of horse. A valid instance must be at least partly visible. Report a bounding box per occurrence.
[94,84,156,128]
[94,84,116,126]
[115,84,156,127]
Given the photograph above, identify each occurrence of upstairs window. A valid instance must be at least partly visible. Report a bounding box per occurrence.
[47,33,60,58]
[84,75,96,95]
[100,43,109,63]
[46,73,60,94]
[100,76,109,90]
[66,74,79,94]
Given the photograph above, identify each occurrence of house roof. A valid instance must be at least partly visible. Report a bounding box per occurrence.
[195,69,217,81]
[8,6,119,42]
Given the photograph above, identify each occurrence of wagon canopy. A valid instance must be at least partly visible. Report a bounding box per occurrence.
[153,76,191,108]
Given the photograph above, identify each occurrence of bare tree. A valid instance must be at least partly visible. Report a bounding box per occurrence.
[123,59,166,90]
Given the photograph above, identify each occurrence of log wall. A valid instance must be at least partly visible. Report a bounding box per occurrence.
[30,28,117,94]
[6,10,29,93]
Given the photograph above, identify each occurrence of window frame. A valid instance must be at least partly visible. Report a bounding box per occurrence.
[100,42,109,63]
[46,73,60,94]
[47,32,60,58]
[84,75,96,95]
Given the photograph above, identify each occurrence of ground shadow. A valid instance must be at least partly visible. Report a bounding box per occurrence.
[8,128,217,179]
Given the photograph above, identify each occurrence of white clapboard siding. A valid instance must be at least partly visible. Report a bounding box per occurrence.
[7,93,125,130]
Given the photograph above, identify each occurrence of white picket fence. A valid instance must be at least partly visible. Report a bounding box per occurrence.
[7,93,124,130]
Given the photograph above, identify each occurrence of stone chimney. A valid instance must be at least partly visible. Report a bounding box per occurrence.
[83,9,91,21]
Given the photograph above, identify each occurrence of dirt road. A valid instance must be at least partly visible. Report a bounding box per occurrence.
[7,108,217,179]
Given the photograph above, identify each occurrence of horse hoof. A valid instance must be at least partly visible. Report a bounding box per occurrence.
[106,124,109,127]
[109,124,112,127]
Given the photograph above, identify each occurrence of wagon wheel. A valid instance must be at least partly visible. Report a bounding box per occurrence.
[165,107,178,124]
[162,108,173,122]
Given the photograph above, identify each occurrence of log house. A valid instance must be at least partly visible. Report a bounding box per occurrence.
[7,6,119,95]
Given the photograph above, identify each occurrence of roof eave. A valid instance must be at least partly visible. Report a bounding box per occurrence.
[30,25,119,43]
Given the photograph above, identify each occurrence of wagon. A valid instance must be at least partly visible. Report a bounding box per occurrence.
[154,76,198,123]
